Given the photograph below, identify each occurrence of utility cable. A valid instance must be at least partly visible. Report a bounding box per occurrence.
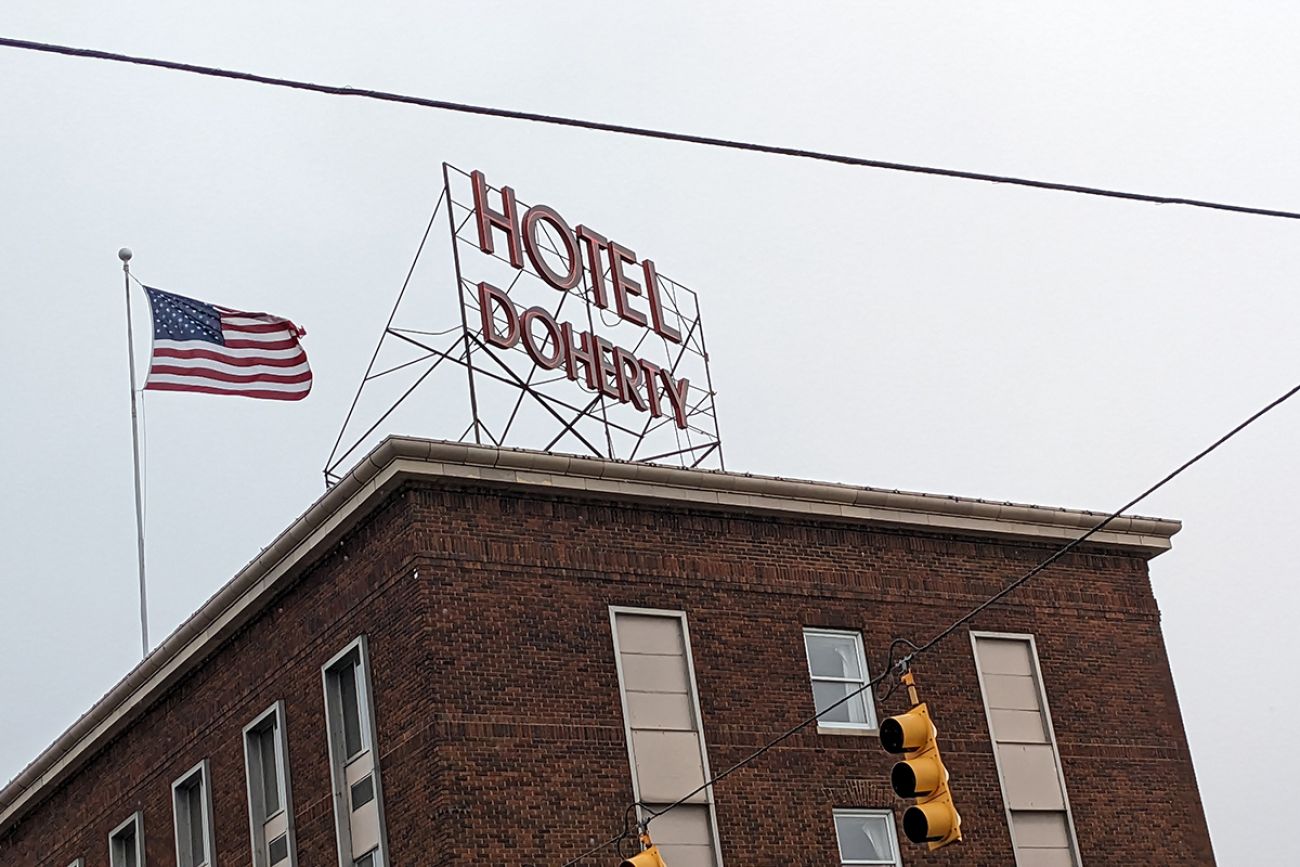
[901,376,1300,662]
[4,36,1300,222]
[558,806,642,867]
[558,376,1300,864]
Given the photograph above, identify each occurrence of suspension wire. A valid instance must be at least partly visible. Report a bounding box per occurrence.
[906,377,1300,660]
[558,829,634,867]
[558,805,643,867]
[558,376,1300,864]
[5,36,1300,221]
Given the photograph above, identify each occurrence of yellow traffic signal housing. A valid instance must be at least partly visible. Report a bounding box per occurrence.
[879,675,962,851]
[618,834,669,867]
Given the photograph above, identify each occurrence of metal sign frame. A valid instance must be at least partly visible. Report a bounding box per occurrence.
[324,163,724,485]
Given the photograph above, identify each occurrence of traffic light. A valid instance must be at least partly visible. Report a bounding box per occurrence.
[879,671,962,851]
[618,833,669,867]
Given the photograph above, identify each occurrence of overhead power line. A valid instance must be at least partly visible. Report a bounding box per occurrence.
[4,35,1300,222]
[560,376,1300,865]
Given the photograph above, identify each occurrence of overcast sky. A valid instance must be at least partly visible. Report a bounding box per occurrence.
[3,2,1297,861]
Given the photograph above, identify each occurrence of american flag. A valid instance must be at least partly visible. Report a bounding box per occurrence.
[142,287,312,401]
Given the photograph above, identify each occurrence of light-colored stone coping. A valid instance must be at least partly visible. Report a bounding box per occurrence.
[0,436,1178,833]
[388,439,1179,551]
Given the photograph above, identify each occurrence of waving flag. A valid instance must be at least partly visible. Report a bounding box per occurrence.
[142,287,312,401]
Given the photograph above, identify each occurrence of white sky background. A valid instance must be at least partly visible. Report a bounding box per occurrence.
[1,2,1294,860]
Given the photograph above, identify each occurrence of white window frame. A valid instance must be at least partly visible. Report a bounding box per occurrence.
[172,759,216,867]
[803,628,878,733]
[609,605,725,867]
[242,701,298,867]
[108,811,144,867]
[322,635,390,867]
[970,631,1082,866]
[832,808,902,866]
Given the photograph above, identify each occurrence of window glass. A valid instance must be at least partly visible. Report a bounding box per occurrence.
[807,633,864,679]
[338,658,365,759]
[185,780,206,865]
[175,772,208,867]
[257,723,282,815]
[268,834,289,865]
[804,629,876,729]
[812,681,869,725]
[834,811,900,866]
[351,775,376,810]
[110,819,140,867]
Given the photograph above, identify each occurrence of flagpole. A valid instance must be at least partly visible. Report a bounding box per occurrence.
[119,247,150,658]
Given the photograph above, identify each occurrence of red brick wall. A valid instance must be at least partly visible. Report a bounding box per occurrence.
[0,480,1214,866]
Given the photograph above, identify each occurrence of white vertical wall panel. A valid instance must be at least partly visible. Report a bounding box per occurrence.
[973,635,1080,867]
[652,805,715,867]
[613,610,721,867]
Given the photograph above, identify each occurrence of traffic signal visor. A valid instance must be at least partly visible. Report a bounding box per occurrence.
[879,704,934,754]
[891,753,946,798]
[904,799,960,848]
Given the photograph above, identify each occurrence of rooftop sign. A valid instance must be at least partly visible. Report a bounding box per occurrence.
[469,170,693,429]
[324,164,724,483]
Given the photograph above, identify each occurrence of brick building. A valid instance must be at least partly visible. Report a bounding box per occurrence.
[0,437,1214,866]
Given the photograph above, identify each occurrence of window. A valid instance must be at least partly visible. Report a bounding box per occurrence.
[971,632,1081,866]
[834,810,901,866]
[172,760,215,867]
[323,637,389,867]
[108,812,144,867]
[804,628,876,730]
[243,702,297,867]
[254,724,283,816]
[333,652,369,761]
[610,608,723,867]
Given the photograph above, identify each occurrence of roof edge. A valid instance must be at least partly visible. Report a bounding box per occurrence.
[405,437,1180,547]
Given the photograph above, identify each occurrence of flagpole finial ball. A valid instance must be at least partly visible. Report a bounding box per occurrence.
[118,247,133,262]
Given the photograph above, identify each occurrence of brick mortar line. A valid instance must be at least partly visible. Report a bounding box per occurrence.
[405,482,1168,558]
[410,552,1161,621]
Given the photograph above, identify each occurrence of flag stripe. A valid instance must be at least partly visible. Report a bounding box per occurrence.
[153,346,307,367]
[217,311,285,324]
[148,363,310,381]
[148,362,310,380]
[153,341,306,361]
[148,365,313,385]
[144,381,310,401]
[222,337,302,351]
[218,324,297,337]
[145,372,310,391]
[220,320,296,334]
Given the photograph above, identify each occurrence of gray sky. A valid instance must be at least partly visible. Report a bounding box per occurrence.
[2,2,1296,861]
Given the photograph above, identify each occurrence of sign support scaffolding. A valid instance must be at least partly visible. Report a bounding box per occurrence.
[324,164,724,486]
